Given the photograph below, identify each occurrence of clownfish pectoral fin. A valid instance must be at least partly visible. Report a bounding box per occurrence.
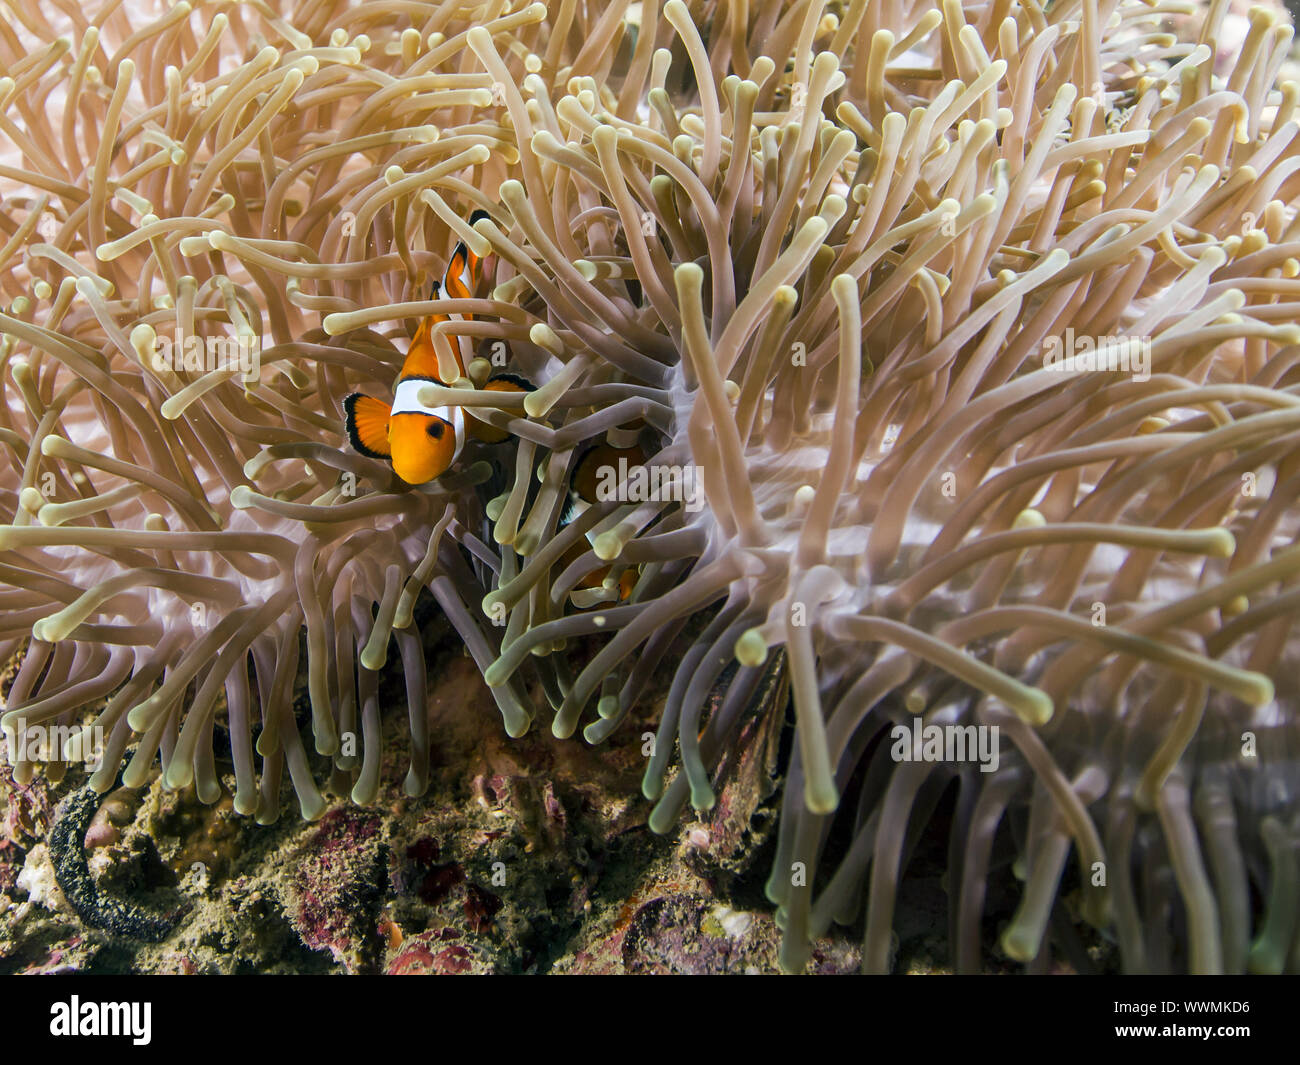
[467,373,536,443]
[344,393,393,459]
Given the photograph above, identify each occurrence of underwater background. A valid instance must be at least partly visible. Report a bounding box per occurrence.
[3,0,1300,974]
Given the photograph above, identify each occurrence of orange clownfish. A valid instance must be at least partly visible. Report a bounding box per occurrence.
[344,209,533,485]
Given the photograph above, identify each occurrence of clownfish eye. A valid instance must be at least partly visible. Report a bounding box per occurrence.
[426,420,445,438]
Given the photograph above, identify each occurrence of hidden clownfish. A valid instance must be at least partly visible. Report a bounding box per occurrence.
[344,209,533,485]
[559,440,647,606]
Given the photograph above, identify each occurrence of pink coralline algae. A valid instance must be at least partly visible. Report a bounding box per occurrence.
[385,931,493,975]
[282,809,386,972]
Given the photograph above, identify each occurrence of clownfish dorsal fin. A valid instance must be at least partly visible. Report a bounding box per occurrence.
[406,216,494,385]
[343,393,393,459]
[443,240,474,301]
[445,213,491,301]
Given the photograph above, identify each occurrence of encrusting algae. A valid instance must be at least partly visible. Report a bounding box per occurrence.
[0,0,1299,973]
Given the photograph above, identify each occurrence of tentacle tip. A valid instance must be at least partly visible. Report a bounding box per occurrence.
[163,763,193,791]
[1244,675,1275,706]
[503,715,531,739]
[803,783,839,815]
[999,926,1039,963]
[1016,690,1054,726]
[735,628,768,666]
[689,787,717,813]
[1207,529,1235,557]
[297,794,327,822]
[647,801,678,836]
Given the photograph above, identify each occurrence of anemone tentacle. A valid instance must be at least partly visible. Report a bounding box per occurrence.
[1,0,1298,973]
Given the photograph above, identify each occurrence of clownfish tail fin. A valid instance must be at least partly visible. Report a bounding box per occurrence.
[343,393,393,459]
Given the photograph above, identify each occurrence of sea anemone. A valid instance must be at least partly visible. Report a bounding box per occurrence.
[2,0,1299,974]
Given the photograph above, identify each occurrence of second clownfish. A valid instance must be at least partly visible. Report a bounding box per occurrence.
[559,440,646,605]
[344,210,533,485]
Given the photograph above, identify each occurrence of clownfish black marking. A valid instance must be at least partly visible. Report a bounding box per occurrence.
[343,209,534,485]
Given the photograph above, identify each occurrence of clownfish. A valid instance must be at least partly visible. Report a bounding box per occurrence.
[344,209,533,485]
[560,440,647,605]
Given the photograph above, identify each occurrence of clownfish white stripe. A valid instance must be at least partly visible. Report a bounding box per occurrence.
[392,377,448,417]
[390,378,465,461]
